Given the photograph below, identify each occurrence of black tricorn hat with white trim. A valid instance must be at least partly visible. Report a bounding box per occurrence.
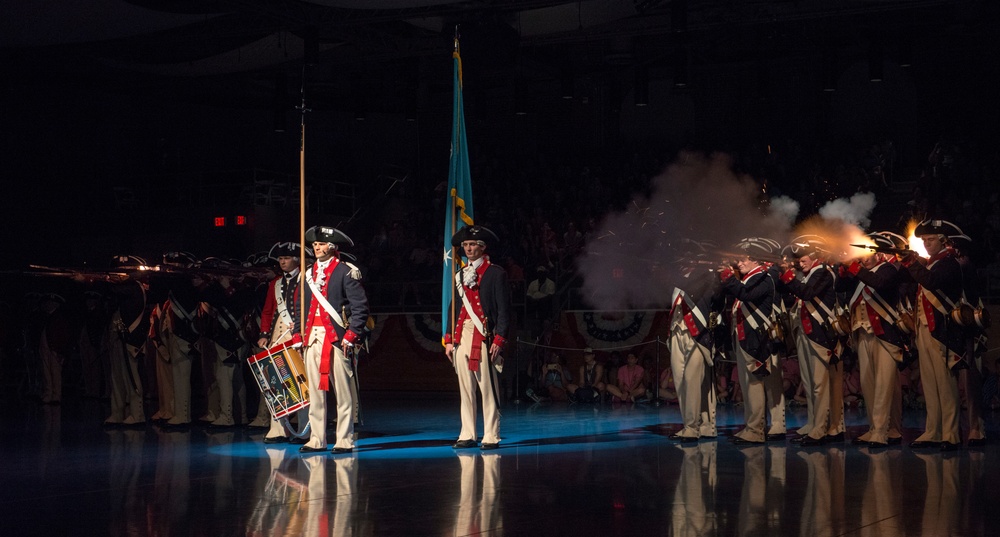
[305,226,354,247]
[451,225,499,247]
[110,255,148,268]
[877,231,909,250]
[735,237,780,260]
[866,233,896,250]
[914,219,970,242]
[268,242,313,259]
[785,234,829,258]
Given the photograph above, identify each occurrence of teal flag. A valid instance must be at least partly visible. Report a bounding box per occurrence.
[442,41,474,343]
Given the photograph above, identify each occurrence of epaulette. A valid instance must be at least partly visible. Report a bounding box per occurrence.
[345,262,363,280]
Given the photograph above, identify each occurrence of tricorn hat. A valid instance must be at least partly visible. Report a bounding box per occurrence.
[110,255,148,269]
[785,234,829,258]
[246,252,274,268]
[199,256,234,269]
[914,219,970,242]
[866,233,896,250]
[734,237,779,260]
[305,226,354,247]
[451,225,499,247]
[877,231,909,250]
[162,251,197,267]
[268,241,313,259]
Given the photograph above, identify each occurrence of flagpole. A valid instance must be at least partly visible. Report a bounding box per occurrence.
[298,64,310,341]
[447,30,460,346]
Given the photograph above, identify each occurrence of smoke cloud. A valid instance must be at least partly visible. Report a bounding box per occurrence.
[577,153,885,309]
[818,192,877,228]
[578,151,794,310]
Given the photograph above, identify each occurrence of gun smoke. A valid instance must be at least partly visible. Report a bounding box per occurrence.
[578,151,878,309]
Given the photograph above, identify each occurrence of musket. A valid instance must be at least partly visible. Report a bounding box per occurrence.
[27,265,131,282]
[849,244,914,256]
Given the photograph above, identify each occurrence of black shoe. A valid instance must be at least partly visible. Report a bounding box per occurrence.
[332,447,353,454]
[909,440,936,449]
[263,436,289,444]
[289,437,308,445]
[851,437,870,446]
[480,442,500,450]
[298,445,328,453]
[732,437,764,445]
[207,422,234,430]
[765,433,786,442]
[670,433,699,443]
[825,432,845,443]
[161,421,191,431]
[799,436,825,447]
[967,438,987,448]
[887,437,902,445]
[940,441,960,452]
[452,439,478,449]
[790,435,806,445]
[867,441,888,449]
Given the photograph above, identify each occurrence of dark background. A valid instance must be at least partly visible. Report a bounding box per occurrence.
[2,0,999,269]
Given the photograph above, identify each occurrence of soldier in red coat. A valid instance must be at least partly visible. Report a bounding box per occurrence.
[898,219,968,451]
[298,226,370,454]
[444,225,511,450]
[253,242,311,443]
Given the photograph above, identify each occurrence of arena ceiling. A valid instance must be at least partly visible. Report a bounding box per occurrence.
[4,0,998,115]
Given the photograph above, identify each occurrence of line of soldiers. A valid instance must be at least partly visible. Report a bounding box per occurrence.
[28,225,373,454]
[665,218,988,450]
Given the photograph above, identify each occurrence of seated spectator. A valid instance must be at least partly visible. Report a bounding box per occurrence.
[567,347,605,403]
[525,266,556,322]
[528,353,572,402]
[716,368,731,405]
[606,351,646,403]
[657,365,678,404]
[605,350,622,390]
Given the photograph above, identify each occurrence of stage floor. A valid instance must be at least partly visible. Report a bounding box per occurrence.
[1,395,996,536]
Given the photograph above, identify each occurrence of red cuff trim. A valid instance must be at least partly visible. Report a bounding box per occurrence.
[443,333,453,345]
[343,330,359,344]
[780,269,796,284]
[848,261,862,276]
[492,335,506,348]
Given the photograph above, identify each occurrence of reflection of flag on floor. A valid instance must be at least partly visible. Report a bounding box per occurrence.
[442,38,475,343]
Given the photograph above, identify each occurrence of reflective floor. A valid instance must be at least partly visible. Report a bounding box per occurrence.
[2,395,997,537]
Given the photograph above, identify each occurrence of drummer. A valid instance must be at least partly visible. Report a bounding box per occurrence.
[254,241,312,444]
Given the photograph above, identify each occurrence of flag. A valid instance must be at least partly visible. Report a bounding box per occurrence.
[442,39,474,343]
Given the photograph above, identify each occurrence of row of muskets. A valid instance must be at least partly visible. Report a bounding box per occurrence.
[20,253,280,287]
[676,234,988,366]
